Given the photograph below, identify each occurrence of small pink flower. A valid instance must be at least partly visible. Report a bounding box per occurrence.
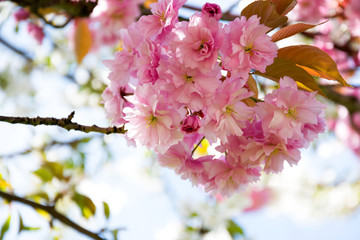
[170,14,223,73]
[14,8,30,22]
[244,187,272,212]
[27,22,44,44]
[203,78,254,143]
[204,159,261,196]
[90,0,143,47]
[202,3,222,20]
[181,115,202,134]
[220,15,277,80]
[158,58,221,110]
[139,0,186,41]
[102,83,134,126]
[124,84,185,154]
[256,76,326,143]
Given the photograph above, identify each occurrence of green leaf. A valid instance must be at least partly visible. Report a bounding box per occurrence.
[33,168,53,182]
[277,45,350,86]
[19,215,39,233]
[72,192,96,219]
[27,191,50,202]
[43,162,64,180]
[103,201,110,220]
[241,1,288,30]
[0,215,11,240]
[226,219,244,238]
[111,229,119,240]
[255,57,325,95]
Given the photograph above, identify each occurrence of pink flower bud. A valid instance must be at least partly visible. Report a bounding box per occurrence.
[181,115,201,134]
[14,8,30,22]
[202,3,222,20]
[27,22,44,44]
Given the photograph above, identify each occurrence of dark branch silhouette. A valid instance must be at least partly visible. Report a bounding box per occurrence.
[0,111,126,134]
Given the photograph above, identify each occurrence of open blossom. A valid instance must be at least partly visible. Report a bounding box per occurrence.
[158,58,221,110]
[124,84,184,154]
[102,82,134,126]
[220,15,277,80]
[170,14,223,73]
[256,76,326,143]
[203,78,254,143]
[90,0,143,47]
[139,0,186,41]
[204,159,261,196]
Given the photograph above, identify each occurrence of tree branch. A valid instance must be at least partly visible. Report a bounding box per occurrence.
[0,190,105,240]
[0,37,33,62]
[0,111,126,134]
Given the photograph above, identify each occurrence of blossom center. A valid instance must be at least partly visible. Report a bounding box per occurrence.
[225,105,236,115]
[286,107,297,120]
[147,114,158,126]
[184,74,194,83]
[244,43,254,54]
[155,10,166,23]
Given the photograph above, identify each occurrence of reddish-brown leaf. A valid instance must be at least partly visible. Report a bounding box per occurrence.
[268,0,297,16]
[255,57,325,95]
[271,23,319,42]
[277,45,350,86]
[240,1,288,30]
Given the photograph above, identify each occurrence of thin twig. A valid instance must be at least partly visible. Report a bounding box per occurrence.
[0,190,105,240]
[0,111,126,135]
[191,136,205,157]
[0,37,33,62]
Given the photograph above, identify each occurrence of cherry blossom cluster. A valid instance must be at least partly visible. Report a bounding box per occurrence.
[102,1,326,196]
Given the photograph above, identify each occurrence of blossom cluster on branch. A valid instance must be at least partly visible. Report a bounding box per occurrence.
[102,1,327,196]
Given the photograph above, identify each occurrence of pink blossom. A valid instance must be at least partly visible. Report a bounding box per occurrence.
[136,39,161,85]
[158,58,221,110]
[157,136,211,185]
[256,77,326,143]
[27,22,44,44]
[123,84,185,154]
[102,83,134,126]
[90,0,143,47]
[204,159,261,196]
[202,3,222,20]
[220,15,277,80]
[14,8,29,22]
[181,115,202,134]
[290,0,337,23]
[139,0,186,42]
[244,187,272,212]
[170,14,224,73]
[203,78,254,143]
[345,0,360,36]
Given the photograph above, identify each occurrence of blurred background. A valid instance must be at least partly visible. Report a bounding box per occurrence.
[0,0,360,239]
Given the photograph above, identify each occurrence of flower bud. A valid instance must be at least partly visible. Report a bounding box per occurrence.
[181,115,201,134]
[202,3,222,20]
[14,8,30,23]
